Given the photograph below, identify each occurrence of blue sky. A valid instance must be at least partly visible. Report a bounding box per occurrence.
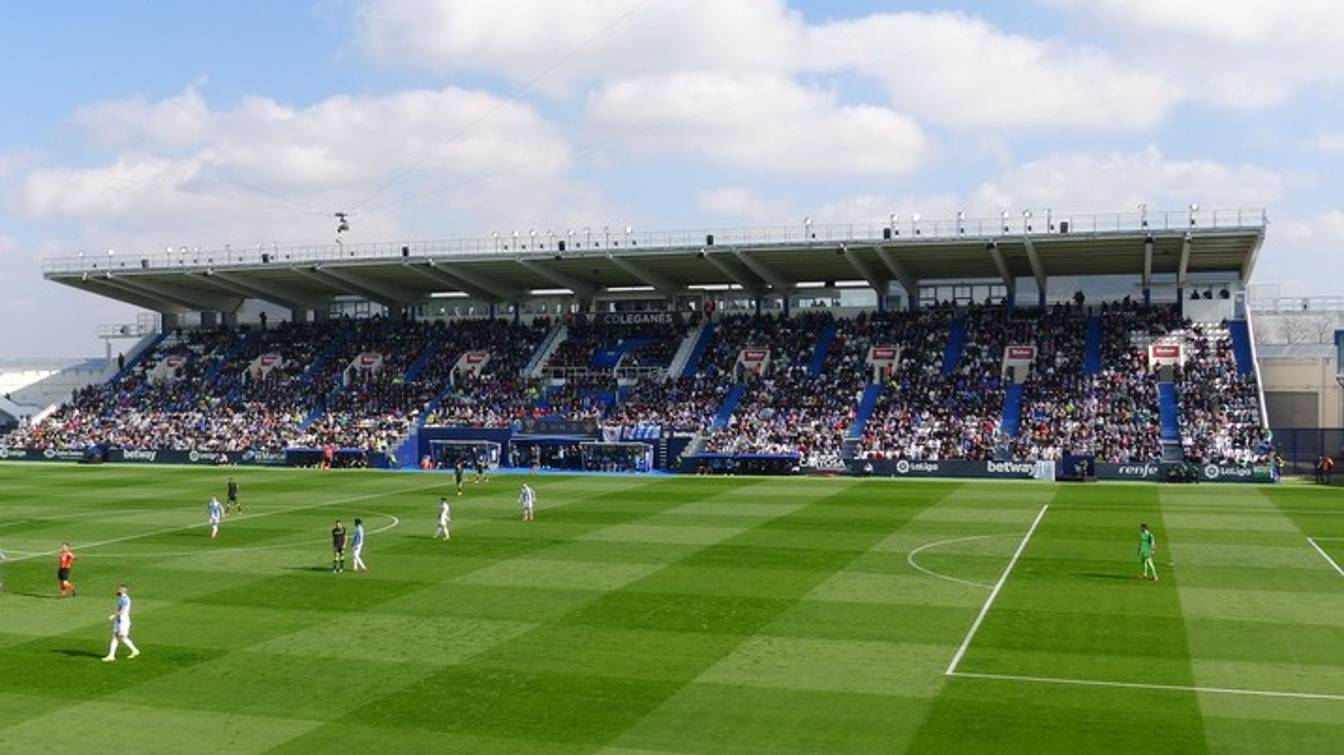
[2,0,1343,355]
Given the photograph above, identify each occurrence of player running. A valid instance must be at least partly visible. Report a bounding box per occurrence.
[454,459,466,497]
[226,477,240,513]
[331,519,347,574]
[519,483,536,523]
[57,542,76,597]
[101,584,140,662]
[351,518,367,572]
[474,453,488,484]
[434,497,452,540]
[1138,523,1159,582]
[207,496,224,539]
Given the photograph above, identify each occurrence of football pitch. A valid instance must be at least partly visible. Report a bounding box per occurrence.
[0,464,1341,754]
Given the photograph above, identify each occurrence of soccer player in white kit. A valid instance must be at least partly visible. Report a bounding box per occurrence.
[351,518,367,572]
[519,483,536,523]
[207,497,224,539]
[102,584,140,662]
[435,497,451,540]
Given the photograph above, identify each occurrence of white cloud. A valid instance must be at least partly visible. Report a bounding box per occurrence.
[357,1,1179,131]
[74,83,212,150]
[1277,209,1344,246]
[1050,0,1344,108]
[697,187,791,223]
[9,85,603,251]
[1302,132,1344,154]
[967,146,1291,215]
[356,0,803,93]
[586,72,928,176]
[808,12,1178,129]
[811,193,962,225]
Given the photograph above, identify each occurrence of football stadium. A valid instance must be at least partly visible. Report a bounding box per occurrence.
[2,3,1343,754]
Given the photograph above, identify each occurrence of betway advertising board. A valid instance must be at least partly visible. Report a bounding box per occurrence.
[108,448,289,466]
[0,447,289,466]
[847,459,1039,479]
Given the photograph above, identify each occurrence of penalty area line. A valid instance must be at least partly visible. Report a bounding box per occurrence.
[1308,537,1344,578]
[944,503,1048,676]
[948,670,1344,702]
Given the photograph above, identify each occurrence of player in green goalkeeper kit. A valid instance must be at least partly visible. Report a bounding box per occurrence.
[1138,523,1158,582]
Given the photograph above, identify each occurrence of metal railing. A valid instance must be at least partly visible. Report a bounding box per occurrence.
[42,207,1267,275]
[97,313,161,339]
[1250,295,1344,314]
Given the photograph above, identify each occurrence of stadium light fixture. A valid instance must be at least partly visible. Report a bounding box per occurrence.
[1023,210,1033,233]
[911,213,921,236]
[804,216,813,240]
[1188,203,1199,227]
[956,211,965,235]
[1000,210,1010,234]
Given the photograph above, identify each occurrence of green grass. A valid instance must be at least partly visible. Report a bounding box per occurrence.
[0,464,1341,754]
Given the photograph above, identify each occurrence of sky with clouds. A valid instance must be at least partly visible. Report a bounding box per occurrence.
[2,0,1343,356]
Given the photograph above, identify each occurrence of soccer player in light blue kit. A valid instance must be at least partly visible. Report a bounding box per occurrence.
[102,584,140,661]
[207,496,224,539]
[519,483,536,523]
[351,518,367,572]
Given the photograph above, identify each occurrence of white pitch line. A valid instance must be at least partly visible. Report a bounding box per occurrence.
[907,534,1009,590]
[1308,537,1344,578]
[944,504,1048,676]
[949,670,1344,702]
[6,480,445,564]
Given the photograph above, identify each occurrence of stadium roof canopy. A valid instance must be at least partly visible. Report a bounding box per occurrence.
[42,207,1266,315]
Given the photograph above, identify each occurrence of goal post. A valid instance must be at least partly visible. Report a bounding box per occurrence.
[579,441,654,473]
[428,440,502,469]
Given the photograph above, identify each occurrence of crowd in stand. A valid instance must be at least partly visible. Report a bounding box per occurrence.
[420,319,551,428]
[1010,301,1176,463]
[3,302,1273,468]
[547,316,687,371]
[608,377,724,432]
[701,313,858,468]
[1178,323,1271,464]
[857,306,993,461]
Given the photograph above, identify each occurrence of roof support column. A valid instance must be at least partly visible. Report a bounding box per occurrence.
[873,246,919,311]
[1142,236,1154,307]
[986,241,1017,307]
[1023,236,1047,308]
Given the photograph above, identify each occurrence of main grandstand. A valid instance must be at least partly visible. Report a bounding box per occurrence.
[4,207,1274,481]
